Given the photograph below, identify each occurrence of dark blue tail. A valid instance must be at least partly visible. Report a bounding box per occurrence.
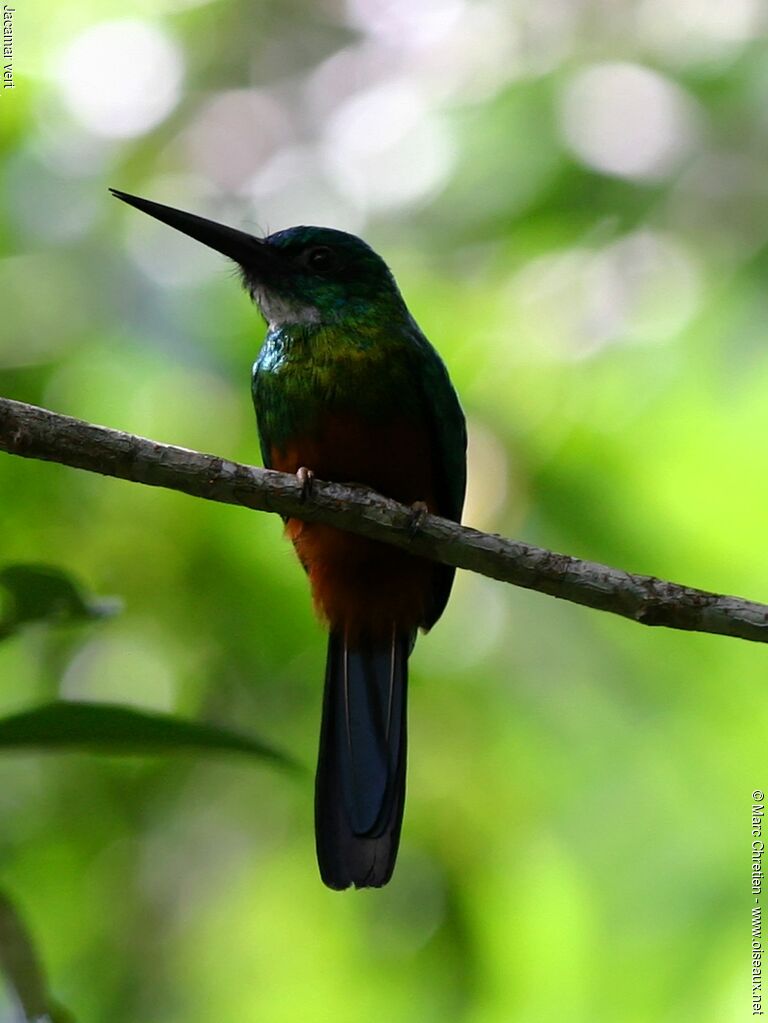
[315,627,411,889]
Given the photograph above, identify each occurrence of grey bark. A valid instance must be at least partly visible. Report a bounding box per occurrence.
[1,396,767,644]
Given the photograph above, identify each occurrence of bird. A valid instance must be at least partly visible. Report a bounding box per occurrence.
[110,188,467,889]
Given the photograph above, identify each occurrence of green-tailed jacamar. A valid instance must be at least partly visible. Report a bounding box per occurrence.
[110,189,467,889]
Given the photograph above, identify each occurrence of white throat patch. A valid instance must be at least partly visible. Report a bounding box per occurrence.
[255,287,322,329]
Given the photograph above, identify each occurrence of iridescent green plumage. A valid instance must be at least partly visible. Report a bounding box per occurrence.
[109,191,467,889]
[250,227,466,557]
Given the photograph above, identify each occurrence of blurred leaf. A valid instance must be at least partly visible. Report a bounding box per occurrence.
[0,701,301,771]
[0,889,75,1022]
[0,565,121,642]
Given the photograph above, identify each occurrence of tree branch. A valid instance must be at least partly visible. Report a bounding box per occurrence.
[1,396,766,644]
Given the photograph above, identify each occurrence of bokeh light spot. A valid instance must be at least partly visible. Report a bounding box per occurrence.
[56,20,183,138]
[558,62,700,181]
[639,0,763,62]
[322,79,455,211]
[464,417,510,530]
[246,146,365,234]
[510,230,701,359]
[184,90,292,191]
[346,0,464,48]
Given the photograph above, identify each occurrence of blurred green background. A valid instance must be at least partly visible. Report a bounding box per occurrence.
[2,0,767,1020]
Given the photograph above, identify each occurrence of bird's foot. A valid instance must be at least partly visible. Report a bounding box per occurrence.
[296,466,315,503]
[407,500,429,538]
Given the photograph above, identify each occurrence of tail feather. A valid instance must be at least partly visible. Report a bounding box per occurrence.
[315,627,411,889]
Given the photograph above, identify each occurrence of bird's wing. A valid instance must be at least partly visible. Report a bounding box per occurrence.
[408,329,467,523]
[251,361,276,470]
[407,328,467,628]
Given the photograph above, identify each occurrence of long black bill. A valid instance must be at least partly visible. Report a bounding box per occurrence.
[109,189,269,268]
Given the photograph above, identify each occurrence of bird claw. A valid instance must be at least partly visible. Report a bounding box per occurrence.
[407,500,429,537]
[297,466,315,503]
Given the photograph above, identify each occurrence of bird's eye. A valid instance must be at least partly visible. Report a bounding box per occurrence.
[303,246,336,273]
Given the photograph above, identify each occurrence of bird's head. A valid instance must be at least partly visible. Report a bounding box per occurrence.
[110,190,407,329]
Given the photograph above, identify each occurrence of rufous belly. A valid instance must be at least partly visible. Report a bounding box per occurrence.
[270,412,438,639]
